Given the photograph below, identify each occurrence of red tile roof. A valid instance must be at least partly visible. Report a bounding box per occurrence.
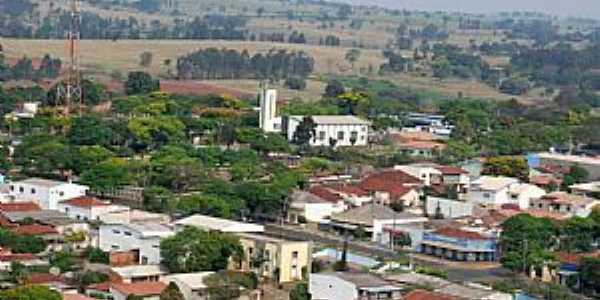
[308,186,343,203]
[359,170,421,199]
[0,202,41,212]
[436,166,468,175]
[111,282,167,297]
[433,227,489,240]
[12,224,58,236]
[0,253,36,262]
[405,289,457,300]
[62,294,96,300]
[61,196,110,208]
[327,184,369,197]
[26,273,64,284]
[87,282,110,292]
[529,175,561,187]
[556,251,600,265]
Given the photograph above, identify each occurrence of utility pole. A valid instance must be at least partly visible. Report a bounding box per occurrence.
[57,0,82,116]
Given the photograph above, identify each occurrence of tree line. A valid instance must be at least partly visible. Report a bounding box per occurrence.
[176,48,315,81]
[0,54,62,81]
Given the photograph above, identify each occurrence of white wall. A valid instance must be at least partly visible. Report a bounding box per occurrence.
[9,182,88,210]
[309,274,357,300]
[286,117,369,147]
[426,197,474,219]
[58,203,126,222]
[99,224,163,265]
[466,188,509,207]
[303,203,335,223]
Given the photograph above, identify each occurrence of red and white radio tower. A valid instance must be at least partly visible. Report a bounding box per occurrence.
[57,0,82,116]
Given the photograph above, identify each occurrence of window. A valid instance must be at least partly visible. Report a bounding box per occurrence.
[112,230,121,234]
[318,131,326,141]
[111,245,119,250]
[350,131,358,141]
[337,131,345,140]
[9,185,14,191]
[152,244,159,248]
[19,187,24,193]
[483,193,490,198]
[292,251,298,259]
[30,188,36,194]
[361,126,367,132]
[59,191,64,197]
[124,231,132,236]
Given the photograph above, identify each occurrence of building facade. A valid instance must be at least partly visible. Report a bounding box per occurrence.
[420,227,498,262]
[99,223,174,265]
[8,178,89,210]
[283,115,370,147]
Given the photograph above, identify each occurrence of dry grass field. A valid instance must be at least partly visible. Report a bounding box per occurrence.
[1,39,385,77]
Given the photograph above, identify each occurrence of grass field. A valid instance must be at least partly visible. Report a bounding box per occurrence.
[1,38,385,76]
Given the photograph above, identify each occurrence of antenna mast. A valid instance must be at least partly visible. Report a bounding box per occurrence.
[57,0,82,116]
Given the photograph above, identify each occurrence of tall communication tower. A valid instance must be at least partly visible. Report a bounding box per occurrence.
[57,0,82,116]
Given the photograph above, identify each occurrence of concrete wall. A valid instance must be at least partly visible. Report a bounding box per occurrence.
[99,224,162,265]
[309,274,357,300]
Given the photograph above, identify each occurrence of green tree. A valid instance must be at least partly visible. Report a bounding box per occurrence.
[289,282,311,300]
[0,285,61,300]
[8,262,28,284]
[49,251,75,273]
[482,156,529,181]
[324,80,345,97]
[72,145,114,175]
[143,185,174,213]
[68,115,114,146]
[125,71,160,95]
[84,247,109,264]
[79,271,109,286]
[432,56,451,79]
[345,49,361,71]
[160,282,184,300]
[500,214,557,272]
[560,217,596,252]
[580,257,600,295]
[80,158,132,194]
[292,116,317,147]
[128,116,185,152]
[562,164,589,190]
[160,226,243,273]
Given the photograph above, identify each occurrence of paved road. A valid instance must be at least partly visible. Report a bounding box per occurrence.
[264,224,400,259]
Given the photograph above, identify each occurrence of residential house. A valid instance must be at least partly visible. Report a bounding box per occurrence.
[466,176,546,209]
[99,222,174,265]
[161,272,214,300]
[309,272,402,300]
[570,181,600,197]
[397,141,447,158]
[85,282,111,299]
[62,293,97,300]
[26,272,74,293]
[396,164,470,196]
[537,152,600,180]
[173,214,264,233]
[0,253,48,271]
[58,196,127,222]
[288,190,342,223]
[420,227,499,262]
[3,210,90,251]
[110,281,167,300]
[330,203,428,244]
[554,251,600,290]
[325,184,372,207]
[109,265,168,283]
[100,209,171,225]
[530,192,600,218]
[234,233,311,283]
[7,178,89,210]
[283,115,371,147]
[359,170,422,207]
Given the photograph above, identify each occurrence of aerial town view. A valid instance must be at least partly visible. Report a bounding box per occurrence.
[0,0,600,299]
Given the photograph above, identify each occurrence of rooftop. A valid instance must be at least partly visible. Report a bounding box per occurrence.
[471,176,519,191]
[570,182,600,193]
[0,202,41,212]
[174,214,264,233]
[331,204,423,226]
[291,190,329,205]
[111,282,167,297]
[12,178,87,188]
[326,184,369,197]
[164,272,214,290]
[62,293,96,300]
[107,222,174,238]
[61,197,111,208]
[539,192,596,206]
[237,233,303,245]
[431,227,490,241]
[2,210,70,223]
[404,289,457,300]
[26,273,64,285]
[290,115,371,125]
[327,272,399,289]
[111,264,168,278]
[359,170,421,194]
[538,152,600,166]
[12,224,58,236]
[435,165,469,175]
[308,185,343,203]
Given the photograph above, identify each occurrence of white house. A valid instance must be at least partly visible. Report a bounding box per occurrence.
[426,196,475,219]
[57,196,128,222]
[161,272,214,300]
[8,178,89,210]
[309,272,402,300]
[395,164,442,186]
[466,176,546,209]
[288,190,341,223]
[110,264,168,283]
[283,115,371,147]
[530,192,600,218]
[99,223,174,265]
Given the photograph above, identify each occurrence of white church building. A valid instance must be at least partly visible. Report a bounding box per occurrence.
[259,87,370,147]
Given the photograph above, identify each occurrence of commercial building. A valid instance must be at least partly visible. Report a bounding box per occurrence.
[58,196,127,222]
[420,227,499,262]
[7,178,89,210]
